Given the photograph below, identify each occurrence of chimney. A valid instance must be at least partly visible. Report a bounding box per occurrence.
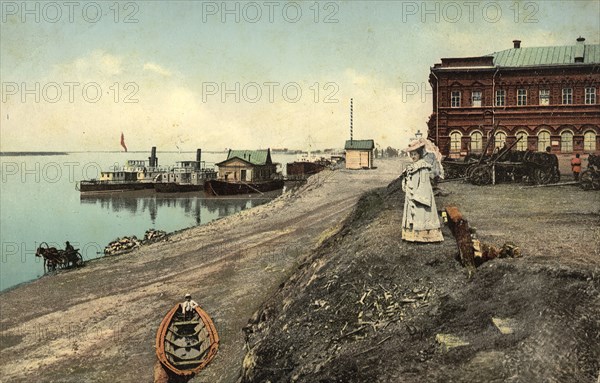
[575,36,585,63]
[513,40,521,49]
[149,146,157,167]
[196,149,202,170]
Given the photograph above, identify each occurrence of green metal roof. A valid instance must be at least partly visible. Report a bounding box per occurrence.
[344,140,374,150]
[489,43,600,67]
[226,149,271,165]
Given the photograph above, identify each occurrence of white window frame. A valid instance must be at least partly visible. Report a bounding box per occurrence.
[583,131,596,152]
[517,89,527,106]
[451,91,461,108]
[515,131,528,151]
[537,131,551,152]
[539,89,550,106]
[470,131,483,153]
[495,89,505,106]
[561,131,573,153]
[494,131,507,149]
[562,88,572,105]
[449,131,462,152]
[585,87,596,104]
[472,91,482,107]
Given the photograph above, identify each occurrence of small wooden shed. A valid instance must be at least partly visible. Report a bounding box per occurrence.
[345,140,375,169]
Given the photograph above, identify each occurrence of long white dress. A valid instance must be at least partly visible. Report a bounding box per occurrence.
[401,159,444,242]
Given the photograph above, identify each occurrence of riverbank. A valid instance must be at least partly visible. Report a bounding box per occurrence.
[0,158,402,383]
[241,174,600,383]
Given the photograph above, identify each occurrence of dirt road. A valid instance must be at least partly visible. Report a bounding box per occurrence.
[0,158,402,383]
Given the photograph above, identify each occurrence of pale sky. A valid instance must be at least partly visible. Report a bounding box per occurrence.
[1,0,599,152]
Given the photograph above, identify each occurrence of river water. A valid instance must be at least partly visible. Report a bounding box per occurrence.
[0,151,296,291]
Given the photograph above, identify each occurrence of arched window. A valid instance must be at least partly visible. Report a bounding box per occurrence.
[584,131,597,152]
[561,131,573,153]
[450,131,462,154]
[494,131,507,149]
[538,131,551,152]
[470,131,483,153]
[515,131,528,151]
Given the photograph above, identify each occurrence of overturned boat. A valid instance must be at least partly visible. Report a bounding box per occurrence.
[155,303,219,377]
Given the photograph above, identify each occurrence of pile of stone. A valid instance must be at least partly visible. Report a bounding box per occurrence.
[104,236,141,256]
[143,229,168,243]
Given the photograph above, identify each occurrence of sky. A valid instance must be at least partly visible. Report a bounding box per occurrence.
[1,0,599,152]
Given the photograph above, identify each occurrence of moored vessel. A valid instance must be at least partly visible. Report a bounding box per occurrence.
[204,149,283,196]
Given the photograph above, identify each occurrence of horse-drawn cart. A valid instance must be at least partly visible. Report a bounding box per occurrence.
[580,154,600,190]
[442,137,559,187]
[35,242,84,272]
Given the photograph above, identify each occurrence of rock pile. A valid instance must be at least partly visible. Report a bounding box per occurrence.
[143,229,168,243]
[103,229,168,256]
[104,236,141,256]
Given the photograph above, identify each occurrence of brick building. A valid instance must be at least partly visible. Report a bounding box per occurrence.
[428,37,599,157]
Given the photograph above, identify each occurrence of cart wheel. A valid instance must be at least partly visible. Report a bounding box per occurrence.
[75,251,84,267]
[469,165,492,186]
[592,173,600,190]
[533,167,554,185]
[580,170,593,190]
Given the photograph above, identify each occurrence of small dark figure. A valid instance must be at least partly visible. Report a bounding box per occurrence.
[181,293,198,320]
[65,241,75,255]
[571,153,582,181]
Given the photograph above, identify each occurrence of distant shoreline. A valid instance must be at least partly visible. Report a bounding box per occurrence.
[0,151,69,156]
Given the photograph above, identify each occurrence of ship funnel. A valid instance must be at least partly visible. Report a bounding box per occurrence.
[149,146,158,167]
[196,149,202,170]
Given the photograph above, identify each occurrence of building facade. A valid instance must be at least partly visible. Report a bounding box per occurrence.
[428,37,599,157]
[344,139,375,169]
[215,149,277,181]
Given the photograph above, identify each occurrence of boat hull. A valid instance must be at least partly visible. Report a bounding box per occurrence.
[154,183,203,193]
[155,304,219,376]
[79,181,155,193]
[204,179,284,196]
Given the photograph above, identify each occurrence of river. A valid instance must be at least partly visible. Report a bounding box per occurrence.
[0,151,297,291]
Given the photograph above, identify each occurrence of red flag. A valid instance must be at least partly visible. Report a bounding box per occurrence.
[120,132,128,152]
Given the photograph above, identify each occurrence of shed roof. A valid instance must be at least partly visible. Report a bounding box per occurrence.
[489,43,600,67]
[345,140,375,150]
[221,149,272,166]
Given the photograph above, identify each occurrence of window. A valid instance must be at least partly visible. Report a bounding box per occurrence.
[585,88,596,104]
[539,89,550,105]
[562,88,572,105]
[495,89,505,106]
[450,131,462,153]
[472,91,482,107]
[584,131,597,152]
[517,89,527,106]
[494,132,507,149]
[515,131,528,151]
[451,91,461,108]
[561,131,573,152]
[538,131,551,152]
[470,131,483,153]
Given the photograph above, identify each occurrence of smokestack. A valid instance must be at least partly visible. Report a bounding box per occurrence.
[196,149,202,170]
[350,98,353,143]
[575,36,585,63]
[149,146,157,167]
[513,40,521,49]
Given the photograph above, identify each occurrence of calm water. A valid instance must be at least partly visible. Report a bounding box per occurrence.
[0,151,296,291]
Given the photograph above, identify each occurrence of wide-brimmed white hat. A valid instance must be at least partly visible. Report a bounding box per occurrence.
[405,139,426,153]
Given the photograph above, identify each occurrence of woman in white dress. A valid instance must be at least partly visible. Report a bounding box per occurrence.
[401,139,444,243]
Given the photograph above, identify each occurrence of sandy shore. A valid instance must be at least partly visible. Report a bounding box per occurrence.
[0,158,403,383]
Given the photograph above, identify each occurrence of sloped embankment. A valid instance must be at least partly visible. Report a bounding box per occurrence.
[240,181,599,383]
